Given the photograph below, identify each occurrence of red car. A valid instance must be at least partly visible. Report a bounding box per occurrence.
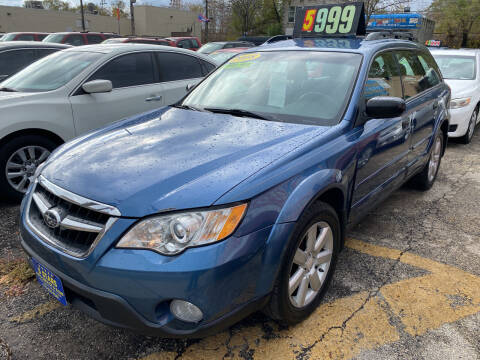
[43,32,119,46]
[103,37,172,46]
[0,32,49,42]
[164,37,202,51]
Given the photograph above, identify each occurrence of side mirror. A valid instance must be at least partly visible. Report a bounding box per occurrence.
[186,83,195,92]
[366,96,406,119]
[82,79,113,94]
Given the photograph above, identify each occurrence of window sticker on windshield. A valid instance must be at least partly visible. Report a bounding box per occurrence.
[229,53,261,63]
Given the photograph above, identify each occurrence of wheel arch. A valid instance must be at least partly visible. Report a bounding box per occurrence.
[0,128,65,149]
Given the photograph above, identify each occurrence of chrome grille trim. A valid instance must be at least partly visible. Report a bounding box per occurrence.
[38,176,121,217]
[25,178,120,258]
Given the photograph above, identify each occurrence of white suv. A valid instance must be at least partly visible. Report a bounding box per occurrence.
[0,44,217,200]
[430,48,480,144]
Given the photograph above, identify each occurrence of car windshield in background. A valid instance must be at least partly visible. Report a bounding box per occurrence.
[209,51,238,63]
[198,43,224,53]
[1,51,101,92]
[433,55,476,80]
[1,34,17,41]
[182,51,362,126]
[42,33,65,43]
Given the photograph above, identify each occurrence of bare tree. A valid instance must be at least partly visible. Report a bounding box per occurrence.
[231,0,262,36]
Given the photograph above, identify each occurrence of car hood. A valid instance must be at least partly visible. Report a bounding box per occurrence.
[42,107,328,217]
[444,79,478,99]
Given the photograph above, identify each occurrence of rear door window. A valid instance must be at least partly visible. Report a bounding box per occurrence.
[88,52,156,88]
[396,51,428,99]
[65,34,85,46]
[16,34,35,41]
[0,49,38,76]
[177,39,192,49]
[365,52,403,100]
[155,52,203,81]
[417,52,441,88]
[86,34,104,44]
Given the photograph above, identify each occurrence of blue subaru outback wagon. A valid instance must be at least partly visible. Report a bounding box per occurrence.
[20,35,450,337]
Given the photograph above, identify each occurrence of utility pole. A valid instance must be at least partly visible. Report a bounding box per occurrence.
[130,0,136,36]
[205,0,209,43]
[79,0,86,31]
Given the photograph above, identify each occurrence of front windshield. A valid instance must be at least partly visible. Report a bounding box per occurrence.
[1,34,16,42]
[433,55,476,80]
[209,51,237,63]
[182,51,362,126]
[43,33,65,43]
[198,43,223,54]
[1,51,101,92]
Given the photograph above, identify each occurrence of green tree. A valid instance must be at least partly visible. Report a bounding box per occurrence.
[429,0,480,47]
[41,0,71,11]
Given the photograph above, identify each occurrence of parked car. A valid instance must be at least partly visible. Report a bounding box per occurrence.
[430,48,480,143]
[0,44,217,200]
[0,32,49,42]
[102,37,172,46]
[262,35,293,44]
[237,36,270,46]
[19,37,449,337]
[164,37,202,51]
[198,41,255,55]
[0,41,70,81]
[43,32,118,46]
[208,47,250,63]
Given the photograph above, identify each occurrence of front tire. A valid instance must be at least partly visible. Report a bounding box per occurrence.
[265,201,340,325]
[409,130,443,191]
[460,108,477,144]
[0,135,57,202]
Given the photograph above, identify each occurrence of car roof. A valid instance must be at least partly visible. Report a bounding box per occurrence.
[63,43,215,62]
[430,48,480,56]
[48,32,113,35]
[0,41,71,49]
[252,37,421,55]
[165,37,198,40]
[2,31,49,35]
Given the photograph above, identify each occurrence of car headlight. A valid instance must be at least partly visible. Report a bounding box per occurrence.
[450,97,471,109]
[116,204,247,255]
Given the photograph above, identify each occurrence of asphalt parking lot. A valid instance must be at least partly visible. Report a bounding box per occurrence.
[0,134,479,360]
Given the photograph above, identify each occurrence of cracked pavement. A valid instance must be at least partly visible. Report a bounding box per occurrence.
[0,134,479,360]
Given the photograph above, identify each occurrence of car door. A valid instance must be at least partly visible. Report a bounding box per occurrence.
[395,50,442,174]
[64,34,85,46]
[154,51,205,105]
[69,51,165,135]
[351,51,411,215]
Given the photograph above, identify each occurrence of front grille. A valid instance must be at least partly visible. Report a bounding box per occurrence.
[26,176,120,257]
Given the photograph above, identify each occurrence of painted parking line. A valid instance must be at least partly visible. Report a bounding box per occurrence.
[139,239,480,360]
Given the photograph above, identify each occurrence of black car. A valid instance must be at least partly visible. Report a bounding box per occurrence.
[0,42,71,81]
[198,41,255,54]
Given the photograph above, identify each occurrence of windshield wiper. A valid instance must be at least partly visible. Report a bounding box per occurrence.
[204,107,272,121]
[172,104,202,111]
[0,87,17,92]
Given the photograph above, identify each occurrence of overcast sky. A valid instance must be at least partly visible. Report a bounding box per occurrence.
[0,0,432,11]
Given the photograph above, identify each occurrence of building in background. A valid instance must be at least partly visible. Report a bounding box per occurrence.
[0,4,200,37]
[24,1,44,9]
[170,0,182,9]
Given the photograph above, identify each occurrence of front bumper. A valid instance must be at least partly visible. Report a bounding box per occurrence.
[21,238,269,338]
[20,209,296,337]
[448,105,475,137]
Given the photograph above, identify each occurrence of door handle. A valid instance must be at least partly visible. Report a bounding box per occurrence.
[145,95,162,102]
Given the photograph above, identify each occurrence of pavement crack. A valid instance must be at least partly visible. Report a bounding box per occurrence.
[0,337,12,360]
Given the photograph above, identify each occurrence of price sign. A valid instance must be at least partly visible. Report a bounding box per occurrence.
[293,2,366,38]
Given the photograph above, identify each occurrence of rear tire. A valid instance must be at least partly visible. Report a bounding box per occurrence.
[264,201,340,325]
[0,135,57,202]
[409,130,443,191]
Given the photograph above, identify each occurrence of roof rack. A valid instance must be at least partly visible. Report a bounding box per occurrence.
[365,31,414,41]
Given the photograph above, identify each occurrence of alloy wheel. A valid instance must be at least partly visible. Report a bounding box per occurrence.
[288,221,334,308]
[428,136,442,183]
[5,146,50,193]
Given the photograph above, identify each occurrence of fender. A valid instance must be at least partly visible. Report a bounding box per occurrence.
[276,168,347,224]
